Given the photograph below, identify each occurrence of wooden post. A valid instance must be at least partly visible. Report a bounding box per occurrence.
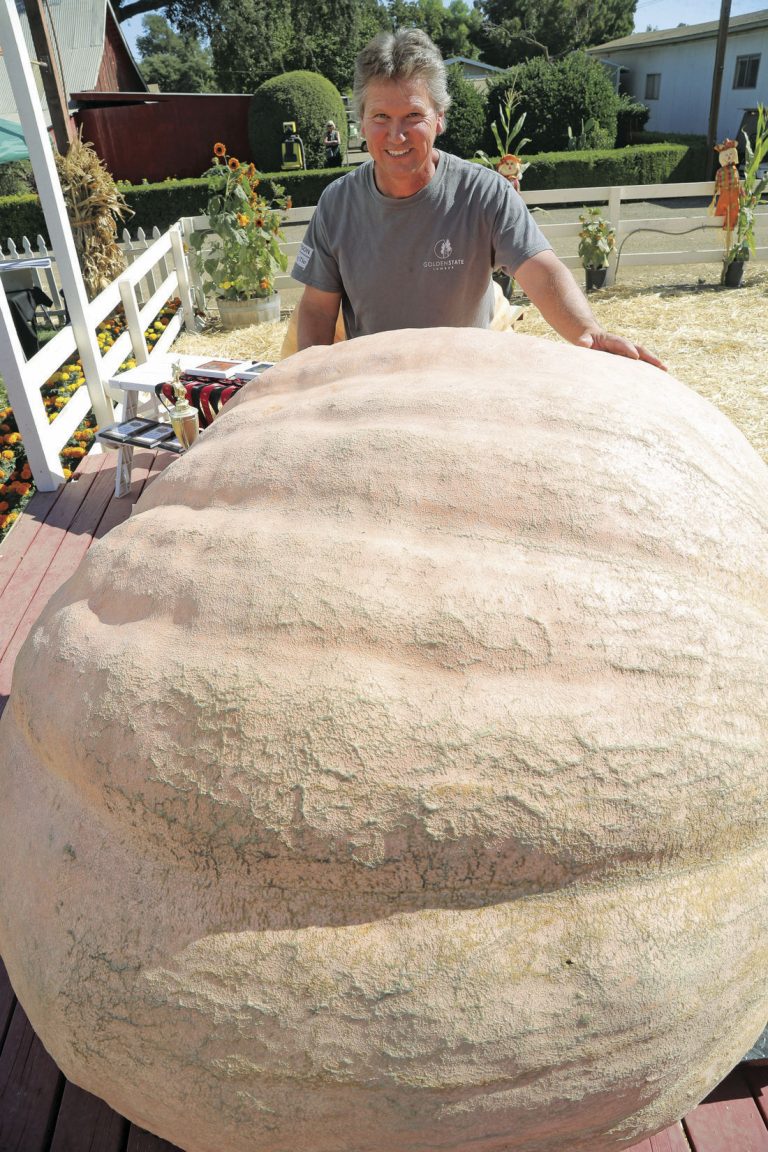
[706,0,732,178]
[22,0,73,155]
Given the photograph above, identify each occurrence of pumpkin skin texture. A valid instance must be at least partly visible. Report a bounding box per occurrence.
[1,328,767,1152]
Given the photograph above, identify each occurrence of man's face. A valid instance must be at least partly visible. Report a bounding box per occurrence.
[361,77,445,197]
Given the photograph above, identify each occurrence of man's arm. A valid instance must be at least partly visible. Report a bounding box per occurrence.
[514,249,666,370]
[296,285,343,351]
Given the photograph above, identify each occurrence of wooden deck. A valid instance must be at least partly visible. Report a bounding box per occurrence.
[1,447,768,1152]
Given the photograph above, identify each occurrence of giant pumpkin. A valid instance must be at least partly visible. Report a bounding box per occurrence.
[1,328,767,1152]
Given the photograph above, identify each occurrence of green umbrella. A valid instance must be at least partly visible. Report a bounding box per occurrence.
[0,118,29,163]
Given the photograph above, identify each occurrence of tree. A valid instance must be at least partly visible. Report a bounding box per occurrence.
[131,0,388,94]
[440,63,486,157]
[208,0,293,92]
[135,14,216,91]
[476,0,636,67]
[284,0,387,91]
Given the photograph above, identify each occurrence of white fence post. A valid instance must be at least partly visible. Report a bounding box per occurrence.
[170,223,199,333]
[607,186,623,286]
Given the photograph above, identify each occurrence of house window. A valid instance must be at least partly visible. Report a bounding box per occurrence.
[734,54,760,89]
[645,73,661,100]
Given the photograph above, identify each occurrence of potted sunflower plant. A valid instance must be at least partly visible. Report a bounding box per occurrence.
[577,206,616,291]
[722,104,768,288]
[189,143,291,329]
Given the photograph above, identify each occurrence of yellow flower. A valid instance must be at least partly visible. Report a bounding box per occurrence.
[228,157,240,170]
[1,450,14,460]
[259,277,270,291]
[236,213,249,227]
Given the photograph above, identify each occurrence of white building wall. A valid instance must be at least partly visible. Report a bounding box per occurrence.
[605,26,768,141]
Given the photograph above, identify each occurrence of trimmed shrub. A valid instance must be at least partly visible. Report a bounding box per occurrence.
[441,65,487,159]
[616,95,651,147]
[0,194,47,245]
[487,53,620,156]
[521,143,708,191]
[249,72,347,173]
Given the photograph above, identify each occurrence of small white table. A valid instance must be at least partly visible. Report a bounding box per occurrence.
[106,354,209,497]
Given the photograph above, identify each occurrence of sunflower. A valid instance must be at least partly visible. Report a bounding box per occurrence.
[213,142,226,157]
[228,157,240,170]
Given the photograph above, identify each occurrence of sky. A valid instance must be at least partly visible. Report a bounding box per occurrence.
[120,2,765,58]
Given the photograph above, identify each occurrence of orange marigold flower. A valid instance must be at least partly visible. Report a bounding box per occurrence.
[236,212,249,227]
[0,502,8,512]
[228,157,240,170]
[213,142,226,157]
[20,464,32,479]
[259,278,270,291]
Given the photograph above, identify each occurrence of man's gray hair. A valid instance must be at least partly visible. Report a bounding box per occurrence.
[353,29,452,120]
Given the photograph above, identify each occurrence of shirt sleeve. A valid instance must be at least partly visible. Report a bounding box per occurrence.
[291,196,344,293]
[492,181,551,276]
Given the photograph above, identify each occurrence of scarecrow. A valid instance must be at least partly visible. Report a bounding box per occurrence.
[496,153,523,191]
[709,137,742,255]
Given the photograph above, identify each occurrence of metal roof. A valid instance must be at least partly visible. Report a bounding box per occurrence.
[588,7,768,53]
[0,0,109,123]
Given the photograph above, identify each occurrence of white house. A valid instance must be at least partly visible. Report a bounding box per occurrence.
[444,56,506,90]
[588,8,768,143]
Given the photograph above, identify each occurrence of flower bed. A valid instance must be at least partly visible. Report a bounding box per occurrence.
[0,298,180,541]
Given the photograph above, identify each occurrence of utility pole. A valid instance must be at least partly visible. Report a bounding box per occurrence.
[23,0,73,154]
[706,0,732,178]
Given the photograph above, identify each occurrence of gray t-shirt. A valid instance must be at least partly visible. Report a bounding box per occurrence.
[291,150,551,339]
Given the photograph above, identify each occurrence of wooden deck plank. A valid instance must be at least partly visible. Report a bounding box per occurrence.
[0,958,15,1044]
[92,448,166,540]
[126,1124,182,1151]
[0,453,108,666]
[0,486,63,599]
[0,460,117,701]
[626,1120,692,1151]
[49,1081,129,1152]
[684,1067,768,1152]
[744,1064,768,1129]
[0,1003,64,1151]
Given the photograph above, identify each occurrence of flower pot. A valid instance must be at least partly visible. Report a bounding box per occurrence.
[722,260,745,289]
[585,267,608,292]
[217,293,281,330]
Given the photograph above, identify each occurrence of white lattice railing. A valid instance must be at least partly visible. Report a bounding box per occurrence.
[0,223,197,491]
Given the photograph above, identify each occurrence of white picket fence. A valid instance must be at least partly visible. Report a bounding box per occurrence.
[0,222,197,491]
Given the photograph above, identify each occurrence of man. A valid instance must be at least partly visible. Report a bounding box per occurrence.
[292,29,664,369]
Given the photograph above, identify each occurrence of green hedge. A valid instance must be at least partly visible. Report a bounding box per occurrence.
[520,142,709,191]
[0,168,353,246]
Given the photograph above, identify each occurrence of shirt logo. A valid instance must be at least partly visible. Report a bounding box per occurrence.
[423,237,465,271]
[296,242,313,269]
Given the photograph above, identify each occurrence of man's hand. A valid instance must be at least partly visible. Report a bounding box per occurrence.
[576,329,667,370]
[514,251,667,370]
